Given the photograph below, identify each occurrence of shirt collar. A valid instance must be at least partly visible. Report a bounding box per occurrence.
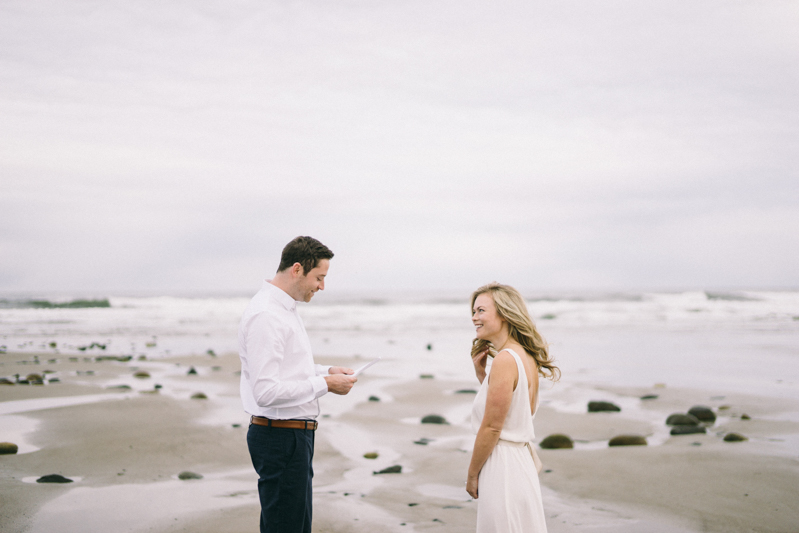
[263,279,297,311]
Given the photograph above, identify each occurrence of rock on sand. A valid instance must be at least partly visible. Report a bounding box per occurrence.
[421,414,448,424]
[608,435,647,447]
[539,434,574,449]
[588,401,621,412]
[0,442,19,454]
[688,405,716,423]
[723,432,748,442]
[36,474,73,483]
[666,413,700,426]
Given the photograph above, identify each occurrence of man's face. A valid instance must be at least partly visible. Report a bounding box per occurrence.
[297,259,329,302]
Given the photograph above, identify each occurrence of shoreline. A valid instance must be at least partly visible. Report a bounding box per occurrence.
[2,351,799,532]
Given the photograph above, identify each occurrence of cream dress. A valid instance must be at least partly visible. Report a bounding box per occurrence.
[471,348,548,532]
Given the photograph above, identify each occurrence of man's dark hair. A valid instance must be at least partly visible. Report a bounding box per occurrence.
[277,236,334,275]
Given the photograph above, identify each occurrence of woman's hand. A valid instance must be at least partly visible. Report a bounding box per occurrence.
[472,347,489,383]
[466,474,479,499]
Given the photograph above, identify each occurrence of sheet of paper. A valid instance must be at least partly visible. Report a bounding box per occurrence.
[353,357,381,376]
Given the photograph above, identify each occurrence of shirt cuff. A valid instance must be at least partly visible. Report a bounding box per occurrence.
[315,364,332,375]
[311,375,328,398]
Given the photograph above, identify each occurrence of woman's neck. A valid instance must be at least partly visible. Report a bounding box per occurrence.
[491,332,512,352]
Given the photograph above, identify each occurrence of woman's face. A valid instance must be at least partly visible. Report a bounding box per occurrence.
[472,293,505,341]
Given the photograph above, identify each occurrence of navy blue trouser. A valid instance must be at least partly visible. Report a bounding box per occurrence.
[247,423,315,533]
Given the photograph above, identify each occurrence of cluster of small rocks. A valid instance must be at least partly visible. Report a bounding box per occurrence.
[666,405,747,442]
[0,372,56,385]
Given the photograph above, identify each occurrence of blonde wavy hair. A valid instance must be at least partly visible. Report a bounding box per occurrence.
[471,282,560,381]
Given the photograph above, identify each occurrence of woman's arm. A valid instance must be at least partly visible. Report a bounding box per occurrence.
[466,351,517,498]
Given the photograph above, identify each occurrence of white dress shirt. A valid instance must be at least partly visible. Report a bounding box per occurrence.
[239,280,330,420]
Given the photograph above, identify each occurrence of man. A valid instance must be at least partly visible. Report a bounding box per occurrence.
[239,236,357,533]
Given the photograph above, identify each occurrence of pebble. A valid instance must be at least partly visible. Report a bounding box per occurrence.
[455,389,477,394]
[363,452,379,459]
[133,371,150,379]
[368,396,380,402]
[190,392,208,400]
[187,367,198,375]
[741,413,751,420]
[640,394,659,400]
[421,414,448,424]
[178,471,203,480]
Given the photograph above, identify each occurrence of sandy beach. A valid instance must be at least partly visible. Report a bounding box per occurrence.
[2,347,798,533]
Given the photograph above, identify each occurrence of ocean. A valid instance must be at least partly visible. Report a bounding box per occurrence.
[2,290,797,401]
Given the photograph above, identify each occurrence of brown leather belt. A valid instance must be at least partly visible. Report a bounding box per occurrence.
[250,416,318,430]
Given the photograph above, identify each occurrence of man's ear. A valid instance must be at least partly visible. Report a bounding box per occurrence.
[292,262,304,277]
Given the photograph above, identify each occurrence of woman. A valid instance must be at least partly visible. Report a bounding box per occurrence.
[467,282,560,532]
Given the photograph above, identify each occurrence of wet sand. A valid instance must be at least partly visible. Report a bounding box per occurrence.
[2,351,799,532]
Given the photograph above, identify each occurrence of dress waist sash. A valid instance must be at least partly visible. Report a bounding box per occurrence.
[497,439,543,473]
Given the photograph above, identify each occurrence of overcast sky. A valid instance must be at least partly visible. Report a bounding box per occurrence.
[2,0,797,296]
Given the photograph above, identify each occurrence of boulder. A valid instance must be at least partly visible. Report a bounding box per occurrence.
[539,434,574,449]
[178,471,203,480]
[666,413,700,426]
[0,378,14,385]
[587,401,621,413]
[670,426,706,436]
[374,465,402,474]
[608,435,647,447]
[723,432,748,442]
[0,442,19,454]
[688,405,716,423]
[421,414,448,424]
[36,474,73,483]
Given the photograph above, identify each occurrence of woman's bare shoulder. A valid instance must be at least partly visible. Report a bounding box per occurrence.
[491,350,517,373]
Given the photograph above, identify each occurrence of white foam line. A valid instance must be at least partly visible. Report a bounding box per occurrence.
[0,393,132,415]
[0,414,41,453]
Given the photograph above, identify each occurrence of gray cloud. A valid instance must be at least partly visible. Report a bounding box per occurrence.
[1,0,797,294]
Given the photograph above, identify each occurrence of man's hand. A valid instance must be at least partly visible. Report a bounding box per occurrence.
[329,366,354,375]
[325,374,357,395]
